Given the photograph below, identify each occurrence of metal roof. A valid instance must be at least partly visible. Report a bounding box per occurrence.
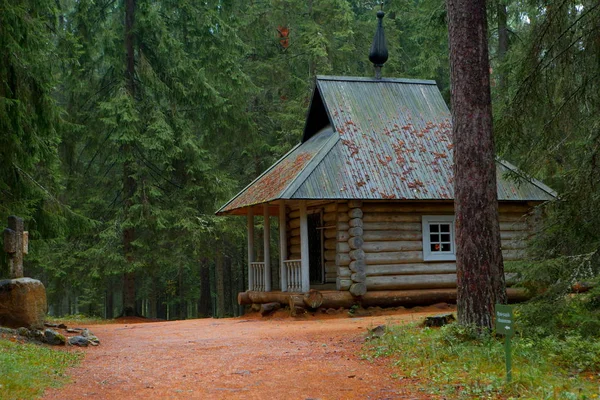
[217,76,556,215]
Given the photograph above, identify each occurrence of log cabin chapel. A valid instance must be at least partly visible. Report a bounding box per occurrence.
[216,10,556,308]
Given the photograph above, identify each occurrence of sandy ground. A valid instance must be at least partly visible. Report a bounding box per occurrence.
[42,306,452,400]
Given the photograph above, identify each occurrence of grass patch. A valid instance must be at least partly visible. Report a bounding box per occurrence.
[363,322,600,399]
[46,314,110,325]
[0,338,82,400]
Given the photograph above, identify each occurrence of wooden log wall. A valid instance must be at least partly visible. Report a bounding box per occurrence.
[359,201,532,291]
[322,202,339,283]
[335,201,351,291]
[347,200,367,296]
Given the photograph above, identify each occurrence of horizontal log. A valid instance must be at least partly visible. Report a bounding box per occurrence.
[349,260,367,273]
[337,222,350,231]
[238,288,529,307]
[349,218,363,228]
[336,242,350,253]
[500,231,526,240]
[290,244,301,254]
[325,260,336,268]
[348,200,363,208]
[348,237,364,250]
[499,222,528,231]
[324,203,338,213]
[290,236,300,245]
[363,222,422,232]
[337,213,350,222]
[366,263,456,276]
[363,214,421,223]
[324,239,336,250]
[349,227,364,237]
[289,252,301,260]
[323,212,337,223]
[289,210,300,219]
[348,208,363,219]
[337,203,349,213]
[336,278,352,291]
[324,250,336,260]
[502,249,526,261]
[350,282,367,296]
[290,228,300,237]
[366,274,457,290]
[362,203,454,213]
[337,266,351,277]
[324,228,337,239]
[361,202,530,214]
[363,241,422,252]
[351,272,367,283]
[350,249,365,261]
[498,213,528,223]
[363,230,422,242]
[365,251,423,265]
[336,253,351,266]
[288,218,301,229]
[501,239,527,251]
[337,231,350,242]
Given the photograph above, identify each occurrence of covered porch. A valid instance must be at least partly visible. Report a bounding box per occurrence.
[246,200,332,294]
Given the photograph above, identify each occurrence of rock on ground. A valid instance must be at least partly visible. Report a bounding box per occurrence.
[0,278,47,330]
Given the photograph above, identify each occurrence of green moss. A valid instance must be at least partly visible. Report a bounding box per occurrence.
[0,338,82,400]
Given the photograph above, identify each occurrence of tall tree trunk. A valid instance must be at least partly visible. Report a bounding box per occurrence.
[198,258,212,317]
[215,244,226,318]
[497,1,509,91]
[122,0,137,316]
[446,0,507,329]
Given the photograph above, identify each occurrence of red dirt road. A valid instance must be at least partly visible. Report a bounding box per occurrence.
[43,308,447,399]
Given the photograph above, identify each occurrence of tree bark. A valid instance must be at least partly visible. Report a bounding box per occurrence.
[446,0,507,329]
[198,258,212,317]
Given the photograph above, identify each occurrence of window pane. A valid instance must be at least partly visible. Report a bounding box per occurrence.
[430,224,439,233]
[442,243,451,251]
[441,234,450,242]
[431,243,440,252]
[430,234,439,242]
[440,224,450,233]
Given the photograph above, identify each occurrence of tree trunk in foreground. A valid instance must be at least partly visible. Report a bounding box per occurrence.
[446,0,507,329]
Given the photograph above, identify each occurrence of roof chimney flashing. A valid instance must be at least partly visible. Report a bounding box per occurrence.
[369,6,389,80]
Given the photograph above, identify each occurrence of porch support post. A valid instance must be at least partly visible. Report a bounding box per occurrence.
[247,208,255,291]
[279,200,288,292]
[299,202,310,293]
[263,204,272,292]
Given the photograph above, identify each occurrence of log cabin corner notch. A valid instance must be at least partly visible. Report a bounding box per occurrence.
[215,75,557,307]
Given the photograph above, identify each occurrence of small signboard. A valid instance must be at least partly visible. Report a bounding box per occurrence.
[495,304,514,337]
[495,303,515,383]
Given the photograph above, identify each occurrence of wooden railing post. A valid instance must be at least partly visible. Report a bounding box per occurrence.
[263,204,271,292]
[247,209,255,291]
[279,200,288,292]
[300,202,310,293]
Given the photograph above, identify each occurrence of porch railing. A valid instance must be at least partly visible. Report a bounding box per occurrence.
[250,262,266,291]
[284,259,302,292]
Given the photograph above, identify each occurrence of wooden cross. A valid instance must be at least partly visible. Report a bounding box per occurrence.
[3,216,28,279]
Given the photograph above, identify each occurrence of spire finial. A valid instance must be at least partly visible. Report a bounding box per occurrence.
[369,3,388,79]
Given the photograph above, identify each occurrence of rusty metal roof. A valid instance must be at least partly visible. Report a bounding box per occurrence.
[217,76,555,215]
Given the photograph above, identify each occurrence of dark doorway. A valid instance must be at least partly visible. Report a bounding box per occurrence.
[307,212,324,284]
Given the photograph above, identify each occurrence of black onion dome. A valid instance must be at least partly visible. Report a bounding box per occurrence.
[369,10,388,68]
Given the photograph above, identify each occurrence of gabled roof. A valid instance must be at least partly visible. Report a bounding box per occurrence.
[217,76,556,215]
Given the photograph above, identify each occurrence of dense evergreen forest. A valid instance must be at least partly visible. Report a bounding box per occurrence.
[1,0,599,320]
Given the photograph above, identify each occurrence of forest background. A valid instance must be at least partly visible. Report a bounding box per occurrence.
[1,0,598,320]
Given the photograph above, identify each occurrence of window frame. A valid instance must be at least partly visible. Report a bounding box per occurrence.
[422,215,456,262]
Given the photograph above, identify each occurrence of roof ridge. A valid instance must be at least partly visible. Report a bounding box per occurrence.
[316,75,437,85]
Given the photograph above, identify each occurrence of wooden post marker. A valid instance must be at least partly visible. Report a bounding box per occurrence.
[495,304,515,383]
[3,216,28,279]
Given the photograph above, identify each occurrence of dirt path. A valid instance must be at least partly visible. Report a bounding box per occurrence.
[43,307,448,399]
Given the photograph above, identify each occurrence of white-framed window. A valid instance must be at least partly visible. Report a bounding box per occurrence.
[422,215,456,261]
